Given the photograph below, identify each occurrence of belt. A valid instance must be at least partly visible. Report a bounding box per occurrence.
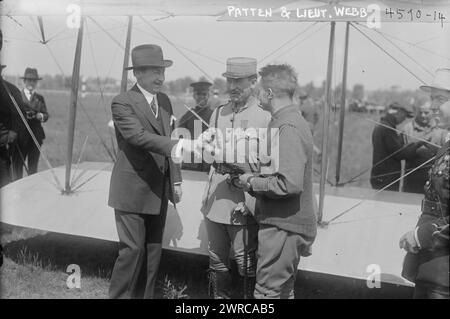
[421,199,448,217]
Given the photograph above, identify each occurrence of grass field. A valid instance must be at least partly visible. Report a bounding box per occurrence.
[1,90,385,299]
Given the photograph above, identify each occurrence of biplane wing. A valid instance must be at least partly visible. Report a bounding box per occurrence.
[0,162,423,286]
[1,0,448,290]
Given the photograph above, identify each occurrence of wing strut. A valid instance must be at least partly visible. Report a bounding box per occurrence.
[121,16,133,93]
[64,17,85,194]
[335,22,350,186]
[37,16,46,44]
[317,21,335,224]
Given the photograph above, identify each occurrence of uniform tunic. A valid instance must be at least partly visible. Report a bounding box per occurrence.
[403,138,449,293]
[201,96,271,225]
[402,119,437,193]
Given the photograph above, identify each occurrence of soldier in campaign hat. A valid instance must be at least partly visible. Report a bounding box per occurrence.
[200,57,271,298]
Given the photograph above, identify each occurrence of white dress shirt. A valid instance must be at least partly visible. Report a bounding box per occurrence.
[135,83,187,178]
[23,89,34,101]
[136,83,158,118]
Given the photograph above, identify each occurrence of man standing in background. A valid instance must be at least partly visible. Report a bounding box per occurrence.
[370,102,423,191]
[20,67,49,175]
[178,81,213,171]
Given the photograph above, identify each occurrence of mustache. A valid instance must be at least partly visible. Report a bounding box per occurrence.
[227,88,243,95]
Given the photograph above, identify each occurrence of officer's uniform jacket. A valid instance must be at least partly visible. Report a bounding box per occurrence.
[402,137,449,288]
[201,96,271,225]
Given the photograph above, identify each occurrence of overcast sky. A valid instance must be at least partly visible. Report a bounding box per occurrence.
[1,15,449,90]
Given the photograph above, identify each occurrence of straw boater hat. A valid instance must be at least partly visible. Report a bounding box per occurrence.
[222,57,257,79]
[420,68,450,93]
[125,44,172,70]
[20,68,42,80]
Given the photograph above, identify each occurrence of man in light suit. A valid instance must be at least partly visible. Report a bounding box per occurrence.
[108,44,198,299]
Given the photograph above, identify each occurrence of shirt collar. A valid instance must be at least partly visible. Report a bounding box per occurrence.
[24,88,34,96]
[136,83,156,104]
[272,104,299,120]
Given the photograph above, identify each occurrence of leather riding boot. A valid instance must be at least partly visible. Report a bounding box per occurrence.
[237,275,256,299]
[209,271,232,299]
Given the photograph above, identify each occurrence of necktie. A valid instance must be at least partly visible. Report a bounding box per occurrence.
[150,97,158,118]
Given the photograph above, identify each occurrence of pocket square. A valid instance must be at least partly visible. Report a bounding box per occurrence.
[170,115,177,127]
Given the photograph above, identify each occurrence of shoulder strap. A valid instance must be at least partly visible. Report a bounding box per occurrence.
[436,140,450,159]
[214,104,224,128]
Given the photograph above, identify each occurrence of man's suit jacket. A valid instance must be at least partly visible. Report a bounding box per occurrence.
[21,90,49,143]
[0,79,31,152]
[108,85,182,215]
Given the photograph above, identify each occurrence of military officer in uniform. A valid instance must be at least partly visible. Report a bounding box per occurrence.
[400,100,450,299]
[178,81,214,171]
[20,68,49,175]
[201,57,271,299]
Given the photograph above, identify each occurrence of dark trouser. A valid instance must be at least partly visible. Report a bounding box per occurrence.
[25,139,42,175]
[109,202,168,299]
[204,218,258,299]
[0,153,11,187]
[413,281,449,299]
[204,218,258,276]
[11,143,26,181]
[255,225,313,299]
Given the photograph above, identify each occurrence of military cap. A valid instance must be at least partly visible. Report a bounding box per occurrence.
[222,57,257,79]
[190,81,212,92]
[389,102,414,118]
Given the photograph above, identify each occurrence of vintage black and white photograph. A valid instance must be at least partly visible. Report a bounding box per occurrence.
[0,0,449,302]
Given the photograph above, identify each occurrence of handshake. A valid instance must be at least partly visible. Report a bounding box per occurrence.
[178,128,219,161]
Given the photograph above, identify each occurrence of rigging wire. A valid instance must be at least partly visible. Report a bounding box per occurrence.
[259,22,318,63]
[350,23,428,85]
[44,42,66,76]
[78,100,116,162]
[357,24,450,62]
[270,23,328,62]
[133,25,224,65]
[355,22,434,77]
[84,20,117,157]
[337,111,439,186]
[325,154,436,224]
[139,16,215,82]
[70,135,89,188]
[88,16,125,50]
